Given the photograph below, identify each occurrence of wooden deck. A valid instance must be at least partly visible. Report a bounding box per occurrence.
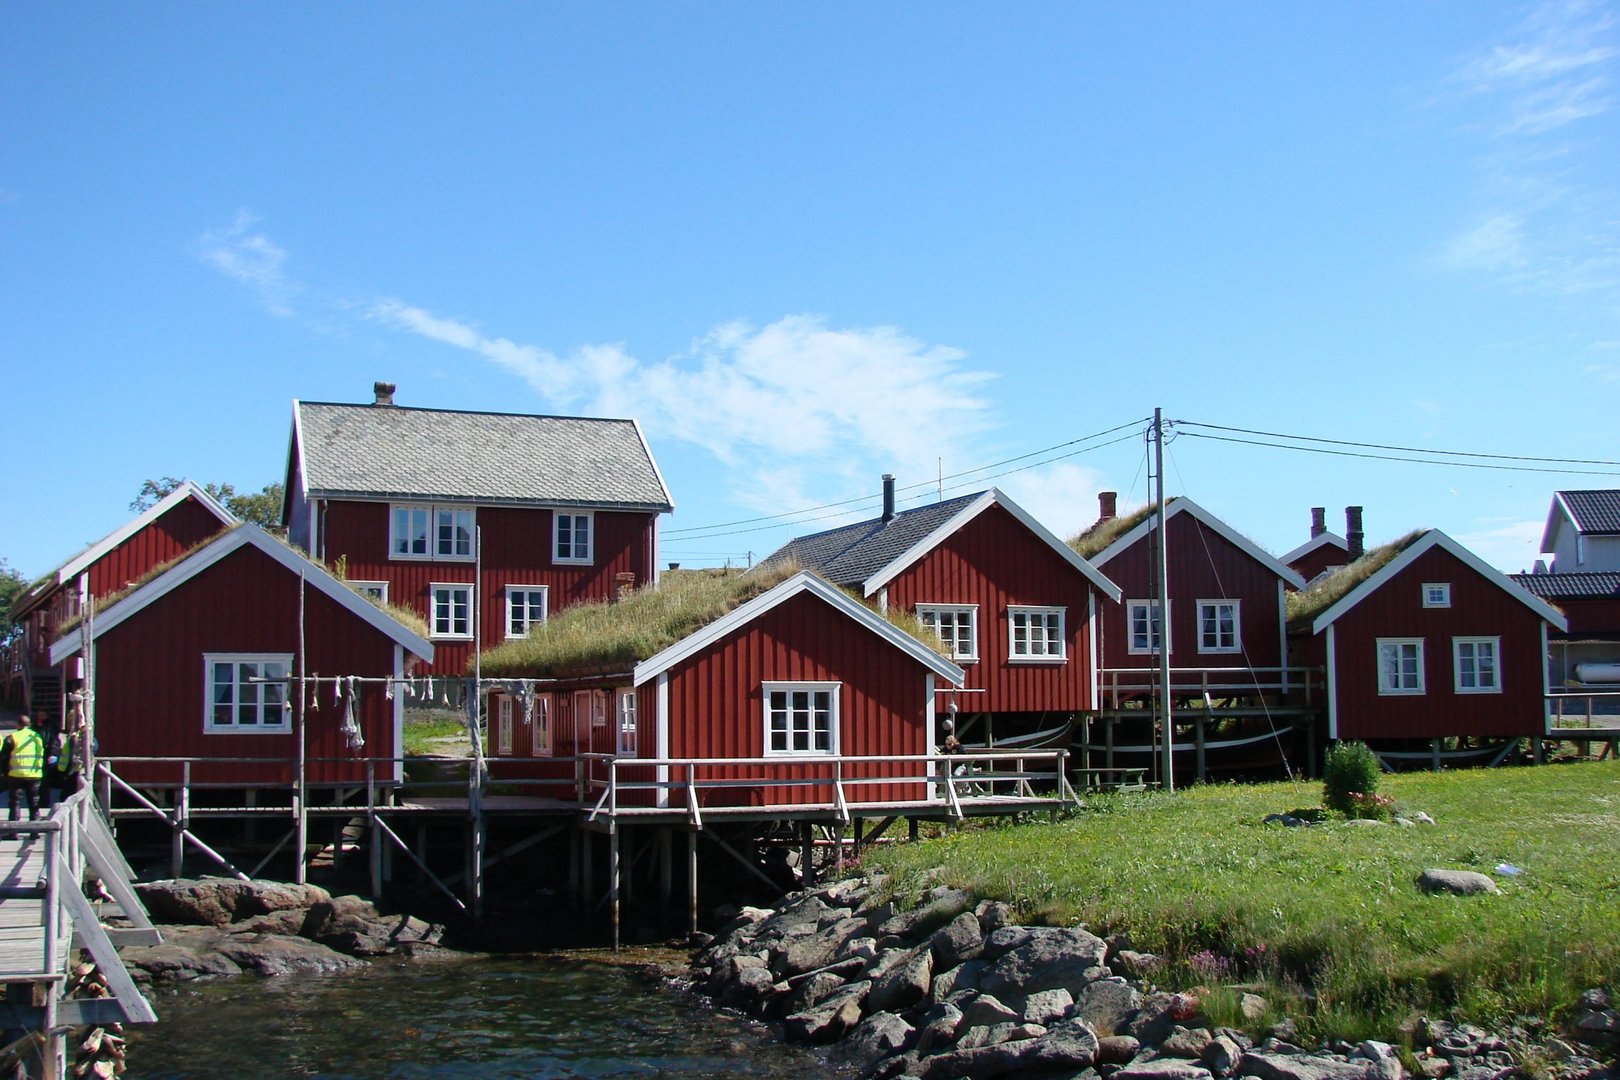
[0,835,68,981]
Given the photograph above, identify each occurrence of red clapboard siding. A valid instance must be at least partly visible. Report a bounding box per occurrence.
[94,544,402,787]
[665,590,935,807]
[1290,545,1349,585]
[884,503,1097,713]
[86,496,231,598]
[1098,511,1287,671]
[1328,545,1546,740]
[321,501,656,675]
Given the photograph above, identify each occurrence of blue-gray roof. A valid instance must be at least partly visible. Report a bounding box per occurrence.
[1557,490,1620,535]
[1511,571,1620,601]
[293,401,673,510]
[762,493,984,587]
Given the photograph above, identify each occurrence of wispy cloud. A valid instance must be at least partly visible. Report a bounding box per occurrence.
[195,211,298,316]
[1455,518,1546,573]
[1437,1,1620,297]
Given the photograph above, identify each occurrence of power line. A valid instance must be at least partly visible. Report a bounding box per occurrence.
[662,417,1150,540]
[1174,419,1620,468]
[1176,430,1620,477]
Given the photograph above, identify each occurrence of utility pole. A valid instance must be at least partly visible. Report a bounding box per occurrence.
[1151,409,1175,793]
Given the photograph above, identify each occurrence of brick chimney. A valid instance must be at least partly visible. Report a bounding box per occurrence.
[373,381,397,406]
[1310,507,1326,539]
[1098,491,1118,523]
[1346,506,1365,560]
[882,474,897,523]
[614,571,636,600]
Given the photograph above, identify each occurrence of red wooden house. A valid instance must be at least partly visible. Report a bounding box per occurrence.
[281,384,673,681]
[483,569,965,812]
[1291,530,1565,752]
[1514,491,1620,691]
[1281,507,1355,584]
[1073,494,1308,702]
[7,482,236,726]
[50,524,433,789]
[758,482,1121,741]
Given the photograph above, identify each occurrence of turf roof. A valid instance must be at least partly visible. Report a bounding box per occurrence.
[1284,530,1427,629]
[1066,501,1160,560]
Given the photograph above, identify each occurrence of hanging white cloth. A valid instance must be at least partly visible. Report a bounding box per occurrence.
[309,674,320,711]
[518,679,536,729]
[340,675,365,751]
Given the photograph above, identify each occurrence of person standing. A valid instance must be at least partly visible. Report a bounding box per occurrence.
[5,714,45,821]
[47,712,84,806]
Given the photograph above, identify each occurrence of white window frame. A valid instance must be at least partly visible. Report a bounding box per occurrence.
[495,696,514,757]
[504,585,550,640]
[553,511,595,565]
[1196,599,1241,655]
[350,580,389,603]
[390,503,476,562]
[430,583,474,640]
[762,681,840,757]
[204,653,293,734]
[1422,583,1451,609]
[1008,606,1066,662]
[1376,637,1425,695]
[1126,600,1168,656]
[617,688,638,756]
[1453,637,1501,694]
[532,693,553,757]
[916,604,979,662]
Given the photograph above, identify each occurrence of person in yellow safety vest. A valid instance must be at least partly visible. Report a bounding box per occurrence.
[5,714,45,822]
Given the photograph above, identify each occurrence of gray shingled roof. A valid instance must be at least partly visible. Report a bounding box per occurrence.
[293,401,672,509]
[762,493,984,587]
[1558,490,1620,535]
[1510,571,1620,600]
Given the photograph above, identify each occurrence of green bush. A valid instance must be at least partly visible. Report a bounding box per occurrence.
[1323,741,1381,815]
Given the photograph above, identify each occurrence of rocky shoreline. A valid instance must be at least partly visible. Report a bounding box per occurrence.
[120,878,449,982]
[689,874,1618,1080]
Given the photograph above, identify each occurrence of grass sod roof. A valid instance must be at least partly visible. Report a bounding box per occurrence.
[1065,501,1163,560]
[1284,529,1427,629]
[51,524,430,642]
[477,563,949,679]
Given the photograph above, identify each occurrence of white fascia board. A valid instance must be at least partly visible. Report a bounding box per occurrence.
[1280,531,1348,566]
[281,403,305,526]
[632,417,676,513]
[633,571,965,687]
[1541,493,1575,556]
[1309,530,1569,636]
[53,482,237,589]
[1092,497,1308,590]
[860,488,1122,602]
[51,525,435,666]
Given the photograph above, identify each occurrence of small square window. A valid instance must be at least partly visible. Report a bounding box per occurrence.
[430,583,473,639]
[554,512,594,564]
[763,682,840,756]
[350,580,389,603]
[1454,637,1500,694]
[917,604,978,661]
[1126,600,1167,655]
[1376,638,1425,695]
[204,654,292,733]
[505,586,549,639]
[1422,583,1451,608]
[1009,606,1066,661]
[1196,600,1241,654]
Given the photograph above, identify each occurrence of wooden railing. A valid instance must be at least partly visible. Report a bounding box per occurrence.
[1546,690,1620,730]
[1099,665,1318,709]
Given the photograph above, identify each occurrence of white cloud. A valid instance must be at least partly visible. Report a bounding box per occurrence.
[195,211,298,316]
[996,461,1109,540]
[1439,212,1528,271]
[1455,518,1546,573]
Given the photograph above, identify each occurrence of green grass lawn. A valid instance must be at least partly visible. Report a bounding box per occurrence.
[401,711,471,757]
[865,761,1620,1044]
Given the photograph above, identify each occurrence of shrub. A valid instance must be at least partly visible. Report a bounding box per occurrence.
[1323,741,1381,815]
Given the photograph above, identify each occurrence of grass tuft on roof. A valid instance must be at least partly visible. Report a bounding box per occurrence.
[1067,502,1159,560]
[1285,530,1427,627]
[478,562,949,678]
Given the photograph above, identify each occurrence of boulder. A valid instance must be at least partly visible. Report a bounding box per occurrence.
[304,895,444,957]
[1415,870,1498,896]
[1022,1015,1102,1071]
[930,911,986,970]
[962,993,1022,1031]
[878,888,973,939]
[706,953,767,998]
[975,899,1016,934]
[1241,1052,1379,1080]
[1115,1059,1216,1080]
[784,980,869,1044]
[1205,1033,1245,1077]
[1161,1026,1215,1059]
[775,916,868,977]
[719,963,777,1013]
[931,959,987,1004]
[844,1011,916,1060]
[1098,1034,1142,1064]
[915,1002,965,1056]
[1023,988,1075,1025]
[1113,949,1165,976]
[784,970,848,1015]
[212,932,365,977]
[1075,978,1144,1037]
[133,878,332,927]
[979,926,1109,1001]
[869,947,934,1014]
[917,1037,1042,1080]
[119,927,244,982]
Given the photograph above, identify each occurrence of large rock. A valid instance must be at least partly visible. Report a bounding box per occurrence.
[784,980,870,1044]
[1241,1052,1379,1080]
[303,895,444,957]
[931,959,987,1004]
[119,927,244,982]
[720,964,778,1014]
[979,926,1109,1001]
[844,1011,916,1060]
[1075,977,1142,1036]
[1415,870,1498,896]
[1023,987,1074,1025]
[930,911,986,970]
[784,970,848,1015]
[917,1038,1041,1080]
[961,993,1021,1031]
[212,932,365,977]
[1021,1015,1101,1071]
[1116,1059,1216,1080]
[775,916,869,978]
[869,946,934,1014]
[877,887,973,940]
[134,878,332,927]
[916,1002,965,1056]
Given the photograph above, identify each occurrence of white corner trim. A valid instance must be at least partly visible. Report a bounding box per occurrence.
[1091,497,1308,590]
[1325,624,1338,740]
[633,571,965,687]
[49,525,434,666]
[1309,529,1569,636]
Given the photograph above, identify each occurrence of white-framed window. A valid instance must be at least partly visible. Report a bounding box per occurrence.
[505,586,549,640]
[495,696,514,756]
[1422,583,1451,608]
[763,682,839,756]
[917,604,978,661]
[1196,600,1241,654]
[1008,606,1066,661]
[1453,637,1501,694]
[1126,600,1167,655]
[554,511,594,564]
[617,689,638,756]
[532,693,553,757]
[391,503,476,561]
[204,654,292,734]
[430,583,473,639]
[1376,638,1425,695]
[574,689,607,730]
[350,580,389,603]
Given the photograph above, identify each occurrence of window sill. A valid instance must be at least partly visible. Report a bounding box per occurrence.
[1376,688,1425,696]
[1197,647,1243,655]
[553,557,594,566]
[1008,657,1067,665]
[203,726,292,736]
[1455,687,1502,695]
[392,554,476,563]
[431,634,474,642]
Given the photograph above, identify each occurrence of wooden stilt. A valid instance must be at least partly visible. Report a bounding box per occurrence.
[908,817,919,842]
[170,782,187,879]
[1533,736,1544,764]
[369,818,384,898]
[1431,738,1442,772]
[568,826,581,903]
[610,827,621,952]
[658,829,673,904]
[1105,717,1116,772]
[799,821,814,887]
[852,817,864,858]
[1195,717,1207,783]
[687,830,699,937]
[582,830,594,911]
[833,822,844,873]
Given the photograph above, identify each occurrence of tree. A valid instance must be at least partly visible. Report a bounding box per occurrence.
[0,558,27,644]
[131,478,285,529]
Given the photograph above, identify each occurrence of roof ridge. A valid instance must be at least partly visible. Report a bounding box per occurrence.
[297,400,641,424]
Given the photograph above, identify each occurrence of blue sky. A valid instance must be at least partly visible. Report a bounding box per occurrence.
[4,3,1618,580]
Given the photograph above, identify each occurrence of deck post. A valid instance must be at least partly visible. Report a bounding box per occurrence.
[609,826,621,952]
[582,830,594,911]
[1533,736,1544,764]
[568,825,581,902]
[1105,717,1116,772]
[658,829,673,904]
[852,817,863,858]
[1195,718,1207,784]
[688,829,699,937]
[1431,739,1442,772]
[171,763,190,878]
[800,822,815,887]
[833,822,844,873]
[369,818,384,898]
[908,817,919,842]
